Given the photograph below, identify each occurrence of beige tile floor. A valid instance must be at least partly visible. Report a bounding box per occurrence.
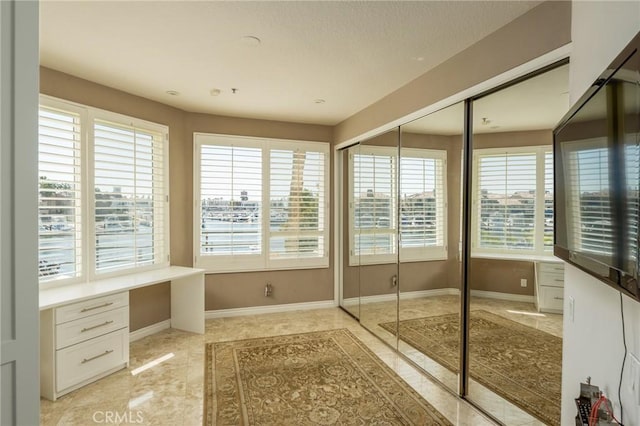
[358,295,563,426]
[40,297,561,426]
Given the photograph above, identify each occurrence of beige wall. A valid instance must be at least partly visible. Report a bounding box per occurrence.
[40,67,334,324]
[333,1,571,144]
[469,258,534,296]
[129,283,171,331]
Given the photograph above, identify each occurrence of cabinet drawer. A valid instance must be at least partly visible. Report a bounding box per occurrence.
[538,271,564,288]
[56,328,128,392]
[55,292,128,324]
[538,262,564,275]
[56,306,128,350]
[539,286,564,312]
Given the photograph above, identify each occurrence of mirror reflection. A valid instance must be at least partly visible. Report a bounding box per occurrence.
[351,129,399,348]
[468,63,568,426]
[395,102,463,393]
[340,144,360,319]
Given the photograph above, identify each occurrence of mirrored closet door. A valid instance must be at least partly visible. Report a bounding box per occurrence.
[467,63,568,426]
[397,102,464,393]
[337,60,569,426]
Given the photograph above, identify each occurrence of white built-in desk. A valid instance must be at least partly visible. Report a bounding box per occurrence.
[39,266,205,400]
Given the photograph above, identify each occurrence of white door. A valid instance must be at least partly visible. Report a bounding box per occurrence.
[0,1,40,424]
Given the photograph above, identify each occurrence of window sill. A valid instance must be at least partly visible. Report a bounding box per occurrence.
[470,253,563,263]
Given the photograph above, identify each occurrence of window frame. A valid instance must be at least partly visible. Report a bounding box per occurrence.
[348,145,448,266]
[38,95,170,288]
[471,145,552,257]
[193,133,330,273]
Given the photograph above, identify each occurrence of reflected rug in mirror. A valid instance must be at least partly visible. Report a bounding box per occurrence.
[380,311,561,426]
[204,328,452,425]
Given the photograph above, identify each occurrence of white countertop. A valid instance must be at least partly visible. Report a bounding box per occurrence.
[39,266,205,310]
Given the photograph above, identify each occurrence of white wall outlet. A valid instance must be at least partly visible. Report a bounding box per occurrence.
[520,278,527,287]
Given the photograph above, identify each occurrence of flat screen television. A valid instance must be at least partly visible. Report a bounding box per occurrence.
[554,31,640,300]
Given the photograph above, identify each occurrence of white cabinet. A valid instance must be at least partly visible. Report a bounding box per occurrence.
[535,261,565,314]
[40,292,129,400]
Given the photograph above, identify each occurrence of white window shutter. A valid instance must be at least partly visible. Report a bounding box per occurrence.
[93,119,166,273]
[38,106,83,281]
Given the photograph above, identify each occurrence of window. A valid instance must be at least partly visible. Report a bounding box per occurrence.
[38,96,169,285]
[348,146,447,265]
[38,105,83,280]
[93,118,167,273]
[194,133,329,272]
[472,146,552,256]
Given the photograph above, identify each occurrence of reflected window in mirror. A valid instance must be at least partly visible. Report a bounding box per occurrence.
[348,145,448,265]
[472,146,553,256]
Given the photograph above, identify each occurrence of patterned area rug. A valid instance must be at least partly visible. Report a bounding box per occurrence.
[380,311,561,426]
[204,328,452,425]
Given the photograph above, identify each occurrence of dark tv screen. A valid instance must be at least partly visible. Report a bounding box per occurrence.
[554,31,640,299]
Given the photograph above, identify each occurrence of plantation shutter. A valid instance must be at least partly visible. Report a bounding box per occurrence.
[566,146,614,256]
[38,106,82,281]
[353,149,396,259]
[199,144,263,256]
[269,146,327,262]
[544,151,554,250]
[399,150,446,258]
[93,119,166,273]
[477,152,537,250]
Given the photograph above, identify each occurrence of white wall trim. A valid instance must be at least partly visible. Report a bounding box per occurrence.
[470,289,534,303]
[343,288,459,307]
[129,319,171,342]
[205,300,337,319]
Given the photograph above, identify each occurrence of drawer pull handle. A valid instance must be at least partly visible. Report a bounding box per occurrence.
[81,350,114,364]
[81,320,114,333]
[80,302,113,312]
[553,296,564,300]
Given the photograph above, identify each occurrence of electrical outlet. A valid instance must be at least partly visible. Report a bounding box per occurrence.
[520,278,527,287]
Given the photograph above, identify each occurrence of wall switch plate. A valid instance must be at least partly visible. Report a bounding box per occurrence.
[520,279,527,287]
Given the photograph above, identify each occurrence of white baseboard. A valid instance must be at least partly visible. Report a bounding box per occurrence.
[470,289,535,303]
[343,288,459,307]
[205,300,337,319]
[342,288,533,306]
[129,319,171,342]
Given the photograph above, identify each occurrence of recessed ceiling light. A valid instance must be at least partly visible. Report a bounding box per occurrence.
[314,99,326,104]
[240,36,261,46]
[210,88,221,97]
[166,90,179,96]
[411,56,425,62]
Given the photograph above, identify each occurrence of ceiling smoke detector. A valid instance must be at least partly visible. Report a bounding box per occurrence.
[314,99,326,104]
[165,90,179,96]
[481,117,491,125]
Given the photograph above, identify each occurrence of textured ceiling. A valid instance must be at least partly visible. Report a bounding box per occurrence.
[40,1,543,126]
